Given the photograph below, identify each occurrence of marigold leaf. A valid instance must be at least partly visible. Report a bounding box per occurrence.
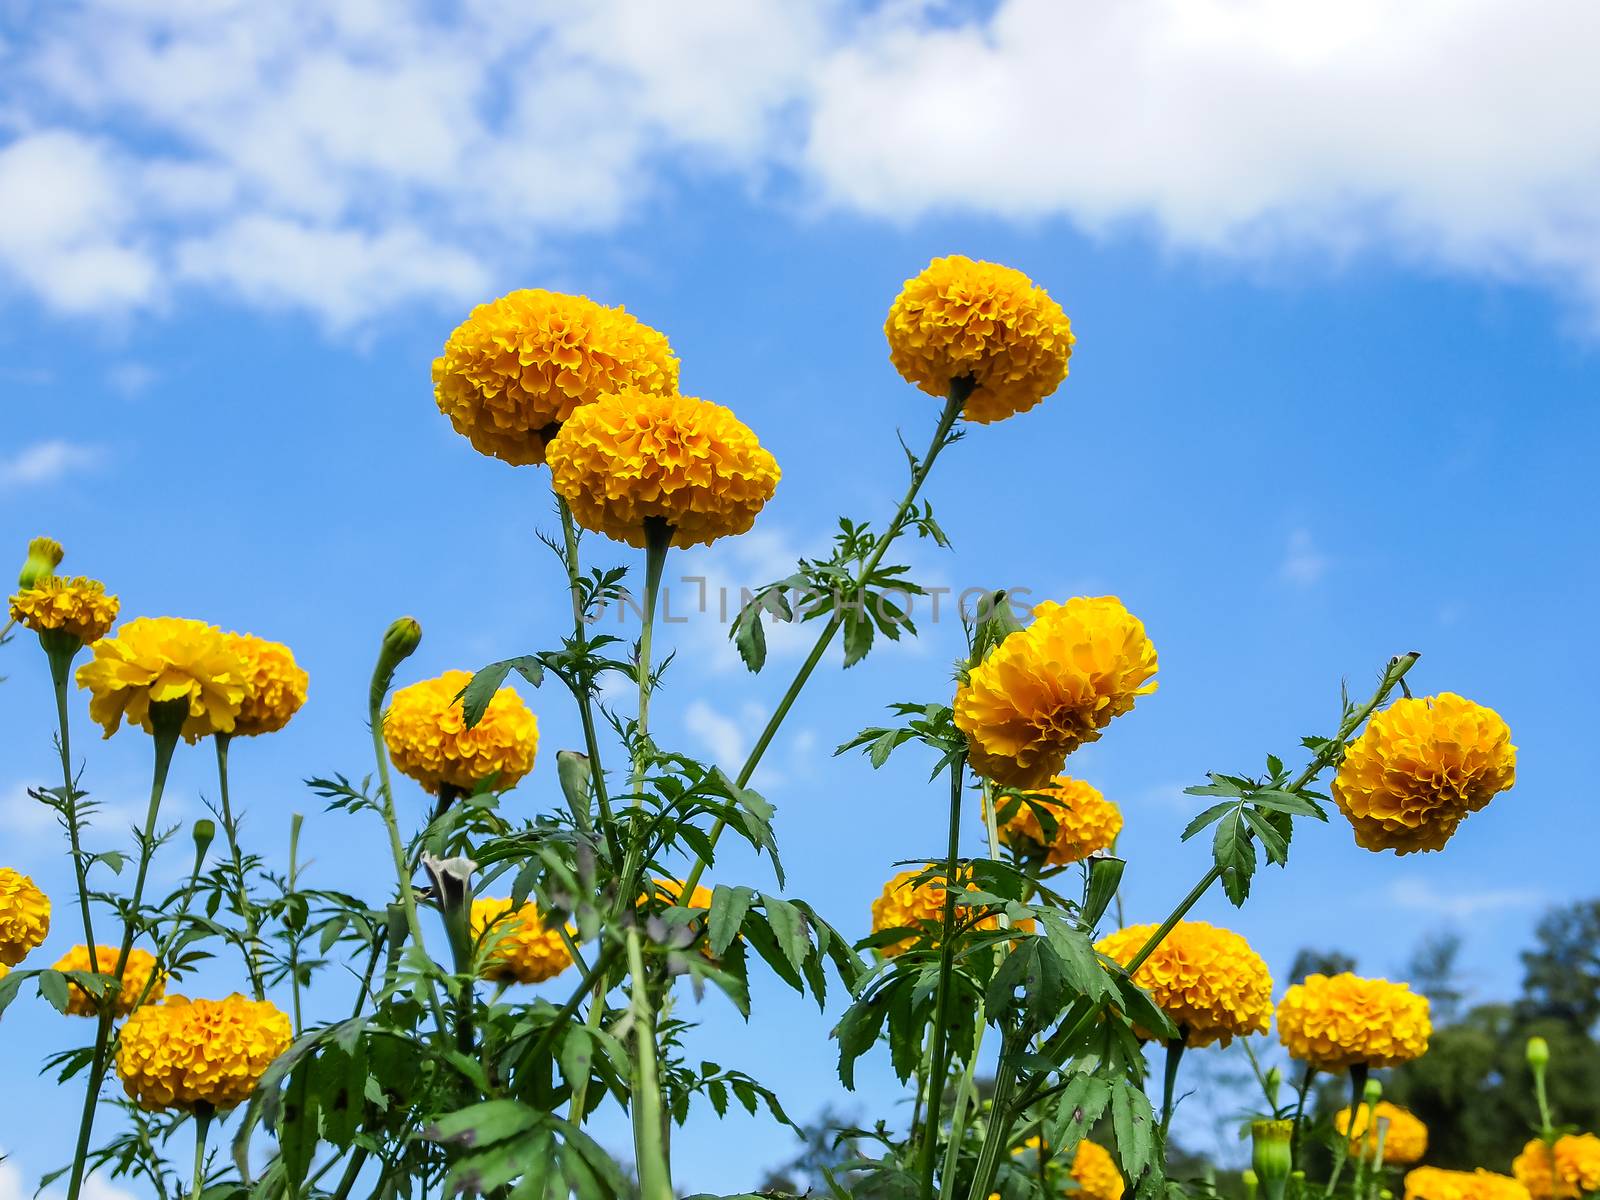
[707,885,755,958]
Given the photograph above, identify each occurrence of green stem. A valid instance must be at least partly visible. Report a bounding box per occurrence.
[1290,1065,1316,1166]
[1323,1069,1367,1198]
[963,1026,1025,1200]
[625,926,673,1200]
[681,381,969,896]
[919,755,968,1200]
[938,1000,989,1200]
[189,1103,212,1200]
[287,813,305,1034]
[328,1147,370,1200]
[567,975,609,1127]
[524,941,623,1067]
[215,735,266,1000]
[1160,1036,1188,1139]
[47,647,100,974]
[65,722,180,1200]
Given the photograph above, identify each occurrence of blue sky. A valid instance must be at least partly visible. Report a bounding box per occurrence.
[4,2,1600,1197]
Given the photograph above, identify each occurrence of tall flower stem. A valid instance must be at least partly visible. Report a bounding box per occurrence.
[962,1025,1026,1200]
[918,754,968,1200]
[1159,1037,1188,1138]
[625,926,673,1200]
[680,380,971,895]
[1290,1066,1317,1164]
[617,520,671,901]
[65,717,180,1200]
[189,1103,213,1200]
[214,734,266,1000]
[46,644,100,974]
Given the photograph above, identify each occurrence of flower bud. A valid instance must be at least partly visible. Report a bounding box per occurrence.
[192,819,216,858]
[18,536,64,590]
[1242,1170,1259,1200]
[1363,1077,1383,1105]
[370,616,423,712]
[1527,1036,1550,1070]
[1251,1119,1294,1200]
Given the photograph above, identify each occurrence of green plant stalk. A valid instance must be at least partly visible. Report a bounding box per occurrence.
[963,1025,1026,1200]
[1322,1069,1369,1198]
[1160,1036,1188,1138]
[189,1102,213,1200]
[920,755,970,1200]
[214,734,266,1000]
[47,645,101,974]
[938,999,990,1200]
[566,973,609,1127]
[1290,1065,1317,1166]
[626,926,673,1200]
[287,813,306,1033]
[65,722,179,1200]
[524,941,623,1067]
[617,521,671,904]
[1533,1057,1555,1140]
[680,381,970,896]
[368,685,450,1037]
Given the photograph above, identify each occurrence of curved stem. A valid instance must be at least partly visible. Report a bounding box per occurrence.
[215,735,266,1000]
[66,725,179,1200]
[919,755,967,1200]
[47,648,100,974]
[681,383,969,895]
[1159,1036,1187,1138]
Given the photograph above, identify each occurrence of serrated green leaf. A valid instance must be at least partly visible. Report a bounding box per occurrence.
[1212,810,1256,906]
[707,885,755,958]
[1180,801,1237,842]
[1111,1079,1158,1180]
[37,970,69,1014]
[760,894,809,974]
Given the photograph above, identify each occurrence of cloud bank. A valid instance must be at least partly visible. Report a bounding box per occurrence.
[3,0,1600,330]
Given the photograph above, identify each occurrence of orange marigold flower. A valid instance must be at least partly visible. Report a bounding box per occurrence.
[52,945,164,1016]
[433,289,679,466]
[75,617,245,743]
[954,597,1158,789]
[1335,1101,1429,1166]
[0,868,50,967]
[1514,1135,1600,1200]
[223,633,309,737]
[1011,1137,1124,1200]
[470,898,574,984]
[868,867,1024,958]
[9,576,119,645]
[1406,1168,1530,1200]
[546,389,780,549]
[1277,973,1431,1070]
[115,994,292,1111]
[383,669,538,794]
[1095,921,1272,1047]
[886,256,1075,424]
[990,776,1122,866]
[1333,693,1516,855]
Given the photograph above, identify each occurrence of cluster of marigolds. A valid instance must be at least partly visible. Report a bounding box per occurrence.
[0,253,1563,1200]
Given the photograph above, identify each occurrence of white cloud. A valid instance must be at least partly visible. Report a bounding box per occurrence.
[0,440,105,488]
[0,1160,136,1200]
[684,700,754,770]
[106,361,156,397]
[1387,877,1543,921]
[1279,528,1330,587]
[5,1,1600,329]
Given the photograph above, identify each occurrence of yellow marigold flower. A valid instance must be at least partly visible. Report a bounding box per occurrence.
[990,776,1123,866]
[0,868,50,967]
[115,994,291,1111]
[1010,1136,1124,1200]
[545,388,780,549]
[18,535,65,589]
[868,867,1024,958]
[954,597,1158,789]
[9,576,119,645]
[222,633,309,737]
[885,255,1075,424]
[1335,1101,1429,1166]
[1514,1135,1600,1200]
[1276,972,1431,1070]
[52,945,164,1016]
[646,878,714,912]
[470,898,574,984]
[1333,693,1516,855]
[433,289,679,466]
[75,617,245,743]
[1095,921,1272,1047]
[1406,1168,1530,1200]
[383,669,538,794]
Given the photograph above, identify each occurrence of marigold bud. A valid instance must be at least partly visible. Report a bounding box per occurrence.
[1252,1119,1294,1200]
[370,617,423,711]
[192,820,215,858]
[1364,1077,1384,1105]
[18,536,64,590]
[1527,1036,1550,1070]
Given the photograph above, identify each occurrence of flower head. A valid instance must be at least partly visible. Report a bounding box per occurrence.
[433,289,679,466]
[1333,694,1515,854]
[885,256,1075,424]
[470,898,574,984]
[646,877,714,912]
[1406,1169,1530,1200]
[53,945,164,1016]
[546,389,780,549]
[1095,921,1273,1047]
[116,994,291,1111]
[990,776,1123,866]
[223,633,309,737]
[0,868,50,966]
[18,536,65,589]
[1012,1137,1123,1200]
[955,597,1158,789]
[869,867,1019,958]
[1276,973,1431,1070]
[9,576,119,645]
[383,669,538,794]
[1335,1101,1429,1166]
[1513,1135,1600,1200]
[75,617,245,743]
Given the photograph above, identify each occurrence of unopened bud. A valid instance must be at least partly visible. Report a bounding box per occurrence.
[1251,1119,1294,1200]
[370,616,423,711]
[1527,1036,1550,1070]
[1363,1077,1383,1105]
[192,819,216,857]
[18,536,64,590]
